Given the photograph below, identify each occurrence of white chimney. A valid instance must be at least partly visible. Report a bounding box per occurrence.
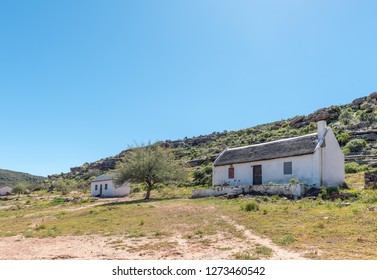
[317,121,327,138]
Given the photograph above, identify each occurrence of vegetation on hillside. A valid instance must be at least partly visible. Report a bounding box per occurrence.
[3,93,377,191]
[0,169,45,188]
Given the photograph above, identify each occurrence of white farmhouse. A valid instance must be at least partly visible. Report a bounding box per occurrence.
[91,174,131,198]
[213,121,344,188]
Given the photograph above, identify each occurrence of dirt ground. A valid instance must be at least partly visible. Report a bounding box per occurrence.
[0,219,306,260]
[0,196,312,260]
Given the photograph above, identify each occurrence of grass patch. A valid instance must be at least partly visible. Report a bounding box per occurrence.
[49,197,66,205]
[275,235,295,246]
[241,201,259,212]
[255,244,273,257]
[233,252,258,260]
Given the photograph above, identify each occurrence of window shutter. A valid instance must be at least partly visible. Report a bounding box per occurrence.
[284,162,292,175]
[228,165,235,179]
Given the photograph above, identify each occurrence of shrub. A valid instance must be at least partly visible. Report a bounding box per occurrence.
[360,190,377,203]
[241,201,259,212]
[289,178,299,185]
[339,108,353,124]
[12,183,27,196]
[320,187,328,199]
[132,184,144,193]
[345,162,368,174]
[342,147,350,155]
[338,133,350,146]
[344,139,367,153]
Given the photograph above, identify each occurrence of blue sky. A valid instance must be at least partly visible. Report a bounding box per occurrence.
[0,0,376,176]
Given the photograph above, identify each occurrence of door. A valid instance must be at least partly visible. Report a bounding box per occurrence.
[100,185,103,197]
[253,165,262,185]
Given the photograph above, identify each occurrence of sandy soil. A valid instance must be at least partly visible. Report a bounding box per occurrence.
[0,216,307,260]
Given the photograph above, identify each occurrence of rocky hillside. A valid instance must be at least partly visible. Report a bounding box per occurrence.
[51,92,377,186]
[0,169,46,187]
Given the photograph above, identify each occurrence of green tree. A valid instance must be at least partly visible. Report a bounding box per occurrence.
[13,182,27,197]
[116,144,188,200]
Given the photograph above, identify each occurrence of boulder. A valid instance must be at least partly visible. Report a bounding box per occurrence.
[289,116,305,128]
[186,158,206,167]
[368,92,377,100]
[352,96,367,108]
[365,171,377,189]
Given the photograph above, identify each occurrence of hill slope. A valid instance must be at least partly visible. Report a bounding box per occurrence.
[51,92,377,186]
[0,169,46,187]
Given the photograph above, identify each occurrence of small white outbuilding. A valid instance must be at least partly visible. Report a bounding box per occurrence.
[90,174,130,198]
[0,186,12,196]
[213,121,344,188]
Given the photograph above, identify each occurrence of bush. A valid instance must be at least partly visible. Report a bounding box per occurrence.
[12,183,27,196]
[338,133,350,146]
[342,147,350,155]
[320,187,328,199]
[345,162,368,174]
[360,190,377,203]
[339,108,353,124]
[241,201,259,212]
[289,178,299,185]
[344,139,367,153]
[132,184,144,193]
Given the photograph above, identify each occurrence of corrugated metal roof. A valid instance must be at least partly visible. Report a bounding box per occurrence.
[214,133,318,166]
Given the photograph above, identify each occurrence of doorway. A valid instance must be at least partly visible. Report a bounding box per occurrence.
[253,165,262,185]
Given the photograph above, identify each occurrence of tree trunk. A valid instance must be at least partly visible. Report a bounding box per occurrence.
[145,183,152,200]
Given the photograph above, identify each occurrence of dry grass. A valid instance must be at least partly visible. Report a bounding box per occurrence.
[1,184,377,259]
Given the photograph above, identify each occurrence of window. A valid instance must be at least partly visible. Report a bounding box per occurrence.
[95,185,98,191]
[228,164,235,179]
[105,184,108,190]
[284,162,292,175]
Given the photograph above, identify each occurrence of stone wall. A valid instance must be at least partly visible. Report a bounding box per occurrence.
[192,184,308,199]
[364,171,377,189]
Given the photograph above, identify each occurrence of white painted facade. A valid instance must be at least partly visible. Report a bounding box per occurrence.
[0,186,12,196]
[90,178,130,198]
[213,121,344,188]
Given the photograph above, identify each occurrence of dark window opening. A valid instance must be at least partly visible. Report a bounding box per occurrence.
[105,184,108,190]
[95,185,98,191]
[284,162,292,175]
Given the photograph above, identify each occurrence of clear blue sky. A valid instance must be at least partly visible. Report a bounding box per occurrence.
[0,0,376,176]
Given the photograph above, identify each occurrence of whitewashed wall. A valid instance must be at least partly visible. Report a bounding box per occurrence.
[0,186,12,196]
[321,128,345,186]
[213,154,321,187]
[91,180,130,197]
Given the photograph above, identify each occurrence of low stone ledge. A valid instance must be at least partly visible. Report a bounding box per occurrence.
[192,184,310,199]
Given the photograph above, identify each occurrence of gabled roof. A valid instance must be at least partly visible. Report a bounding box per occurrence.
[214,133,318,166]
[91,173,118,182]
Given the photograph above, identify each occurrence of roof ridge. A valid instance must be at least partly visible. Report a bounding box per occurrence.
[227,132,317,151]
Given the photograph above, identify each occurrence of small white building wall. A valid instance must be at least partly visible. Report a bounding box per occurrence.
[91,180,131,197]
[213,154,321,187]
[321,128,345,186]
[0,186,12,196]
